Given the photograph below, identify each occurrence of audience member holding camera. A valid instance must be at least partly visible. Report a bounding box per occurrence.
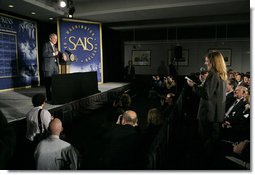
[101,110,141,169]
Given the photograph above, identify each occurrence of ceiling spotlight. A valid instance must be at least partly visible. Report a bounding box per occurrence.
[8,4,14,8]
[68,6,75,18]
[59,0,67,8]
[31,12,36,15]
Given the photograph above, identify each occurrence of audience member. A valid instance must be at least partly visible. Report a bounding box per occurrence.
[110,93,132,122]
[243,74,250,88]
[34,118,78,170]
[224,85,247,119]
[26,93,53,143]
[235,72,245,86]
[227,69,235,79]
[151,75,162,93]
[101,110,141,169]
[225,79,237,112]
[124,60,135,82]
[144,108,163,140]
[222,86,249,142]
[186,51,228,168]
[161,93,175,118]
[162,75,176,95]
[0,110,16,169]
[232,140,250,162]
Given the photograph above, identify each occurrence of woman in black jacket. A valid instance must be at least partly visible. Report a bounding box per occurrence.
[187,51,228,167]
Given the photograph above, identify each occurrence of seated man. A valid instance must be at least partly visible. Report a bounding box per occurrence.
[222,86,249,141]
[34,118,78,170]
[101,110,141,169]
[225,79,237,112]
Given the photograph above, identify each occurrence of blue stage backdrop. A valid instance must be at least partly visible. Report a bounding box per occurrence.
[0,13,39,91]
[58,18,103,83]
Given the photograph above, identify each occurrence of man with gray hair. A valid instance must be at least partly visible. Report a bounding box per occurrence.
[42,33,67,102]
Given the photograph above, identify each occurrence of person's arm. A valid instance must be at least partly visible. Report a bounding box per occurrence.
[193,71,219,100]
[41,109,53,131]
[61,146,79,170]
[42,43,54,58]
[42,43,60,59]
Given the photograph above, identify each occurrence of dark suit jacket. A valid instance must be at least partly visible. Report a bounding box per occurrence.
[101,124,140,169]
[225,91,235,112]
[227,99,247,119]
[42,42,60,75]
[224,101,249,141]
[124,65,135,80]
[0,110,16,169]
[193,70,226,122]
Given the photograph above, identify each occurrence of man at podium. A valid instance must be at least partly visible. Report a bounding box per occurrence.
[42,33,67,101]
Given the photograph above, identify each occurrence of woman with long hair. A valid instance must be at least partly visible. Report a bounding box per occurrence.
[186,51,227,167]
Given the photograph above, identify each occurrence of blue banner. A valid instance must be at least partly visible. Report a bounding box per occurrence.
[0,13,39,91]
[58,18,103,83]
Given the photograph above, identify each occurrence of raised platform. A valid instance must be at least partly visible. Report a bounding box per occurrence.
[0,82,130,123]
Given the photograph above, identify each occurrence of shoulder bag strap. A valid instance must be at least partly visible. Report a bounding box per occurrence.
[37,109,43,134]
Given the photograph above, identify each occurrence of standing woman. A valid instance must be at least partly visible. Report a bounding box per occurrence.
[187,51,228,166]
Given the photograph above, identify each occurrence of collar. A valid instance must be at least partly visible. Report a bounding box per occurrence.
[236,97,244,103]
[35,106,43,109]
[226,90,233,95]
[49,135,60,139]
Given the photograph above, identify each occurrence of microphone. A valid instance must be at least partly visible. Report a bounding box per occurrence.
[64,50,76,62]
[65,50,72,55]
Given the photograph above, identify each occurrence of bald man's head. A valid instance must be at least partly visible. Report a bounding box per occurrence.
[122,110,138,126]
[49,118,63,135]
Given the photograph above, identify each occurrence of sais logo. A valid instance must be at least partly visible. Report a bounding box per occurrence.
[63,24,99,63]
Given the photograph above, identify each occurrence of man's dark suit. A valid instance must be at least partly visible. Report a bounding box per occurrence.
[227,98,247,119]
[225,91,235,112]
[100,124,141,169]
[42,42,60,101]
[223,99,248,141]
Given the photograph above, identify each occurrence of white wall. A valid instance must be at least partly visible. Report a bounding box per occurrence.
[124,39,250,75]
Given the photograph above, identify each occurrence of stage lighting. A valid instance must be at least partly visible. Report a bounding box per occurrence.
[68,6,75,18]
[59,0,67,8]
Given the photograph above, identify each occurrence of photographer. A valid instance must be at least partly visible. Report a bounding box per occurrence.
[110,93,132,123]
[198,67,209,85]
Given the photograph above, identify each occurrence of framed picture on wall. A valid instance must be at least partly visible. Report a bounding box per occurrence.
[208,48,232,66]
[132,50,151,66]
[168,49,189,66]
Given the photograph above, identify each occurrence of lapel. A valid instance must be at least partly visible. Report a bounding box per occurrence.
[49,42,54,52]
[229,99,247,118]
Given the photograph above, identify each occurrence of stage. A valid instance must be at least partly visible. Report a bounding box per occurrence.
[0,82,130,123]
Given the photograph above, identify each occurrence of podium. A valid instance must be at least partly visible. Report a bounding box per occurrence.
[59,58,70,74]
[51,72,100,104]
